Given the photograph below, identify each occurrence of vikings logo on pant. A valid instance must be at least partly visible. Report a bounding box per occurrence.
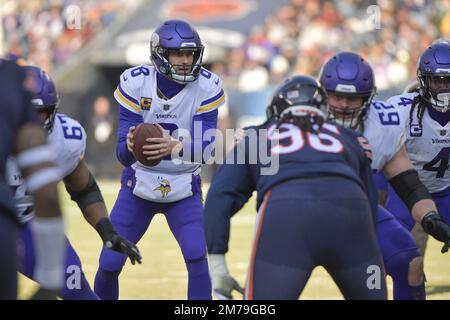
[154,176,171,198]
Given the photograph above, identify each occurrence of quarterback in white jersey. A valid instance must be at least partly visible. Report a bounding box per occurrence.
[8,65,141,300]
[114,62,223,202]
[319,51,450,300]
[94,20,223,300]
[385,43,450,236]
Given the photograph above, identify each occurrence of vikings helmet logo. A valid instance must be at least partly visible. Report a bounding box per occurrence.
[154,176,171,198]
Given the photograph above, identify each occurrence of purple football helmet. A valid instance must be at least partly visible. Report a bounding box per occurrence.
[319,52,376,129]
[23,65,59,133]
[150,20,204,84]
[417,43,450,112]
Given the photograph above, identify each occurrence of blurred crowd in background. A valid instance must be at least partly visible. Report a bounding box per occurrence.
[2,0,450,177]
[215,0,450,91]
[1,0,132,73]
[212,0,450,127]
[3,0,449,86]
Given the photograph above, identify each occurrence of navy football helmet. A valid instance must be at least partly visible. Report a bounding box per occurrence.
[23,65,59,133]
[150,20,204,84]
[417,43,450,112]
[267,75,328,131]
[319,51,376,129]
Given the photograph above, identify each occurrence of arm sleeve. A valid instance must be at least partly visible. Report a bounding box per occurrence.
[351,130,379,221]
[360,151,379,223]
[116,106,142,167]
[204,141,255,254]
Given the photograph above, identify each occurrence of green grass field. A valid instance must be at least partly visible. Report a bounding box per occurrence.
[19,180,450,300]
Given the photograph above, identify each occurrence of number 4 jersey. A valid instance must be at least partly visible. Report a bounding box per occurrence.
[388,92,450,194]
[6,114,86,223]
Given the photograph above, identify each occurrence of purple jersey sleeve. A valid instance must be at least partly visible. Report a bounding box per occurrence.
[116,105,143,166]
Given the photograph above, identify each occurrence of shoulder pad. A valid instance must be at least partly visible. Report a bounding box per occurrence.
[387,92,419,108]
[52,114,87,177]
[120,64,152,91]
[196,68,225,114]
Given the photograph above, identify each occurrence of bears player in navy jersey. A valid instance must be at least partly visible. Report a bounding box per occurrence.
[6,65,142,300]
[94,20,224,300]
[0,59,65,299]
[319,51,450,300]
[204,75,387,300]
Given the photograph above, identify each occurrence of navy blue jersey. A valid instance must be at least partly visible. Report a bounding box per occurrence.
[0,60,36,218]
[204,119,378,254]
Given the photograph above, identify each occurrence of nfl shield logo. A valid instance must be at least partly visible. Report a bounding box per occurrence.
[440,129,447,136]
[163,104,170,111]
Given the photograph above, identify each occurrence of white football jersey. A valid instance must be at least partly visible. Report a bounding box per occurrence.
[388,92,450,193]
[114,65,224,203]
[363,99,408,172]
[114,65,224,175]
[6,114,86,223]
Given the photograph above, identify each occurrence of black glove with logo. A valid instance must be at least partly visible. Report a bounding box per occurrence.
[96,217,142,264]
[421,211,450,253]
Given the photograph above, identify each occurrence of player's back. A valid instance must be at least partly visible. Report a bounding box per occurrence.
[0,61,33,174]
[240,119,370,206]
[0,60,35,217]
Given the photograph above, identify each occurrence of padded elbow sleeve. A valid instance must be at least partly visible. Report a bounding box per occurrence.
[388,170,432,211]
[65,173,104,212]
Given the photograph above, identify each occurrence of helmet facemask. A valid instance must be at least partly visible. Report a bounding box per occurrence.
[35,103,58,134]
[418,72,450,112]
[150,30,204,84]
[327,91,374,130]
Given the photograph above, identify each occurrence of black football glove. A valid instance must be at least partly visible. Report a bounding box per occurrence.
[96,217,142,265]
[421,211,450,253]
[29,287,59,300]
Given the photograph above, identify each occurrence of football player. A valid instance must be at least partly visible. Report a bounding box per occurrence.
[7,65,142,300]
[0,59,65,299]
[205,75,387,299]
[385,38,450,259]
[385,43,450,252]
[94,20,225,299]
[319,51,450,300]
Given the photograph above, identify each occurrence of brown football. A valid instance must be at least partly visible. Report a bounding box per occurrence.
[132,123,164,167]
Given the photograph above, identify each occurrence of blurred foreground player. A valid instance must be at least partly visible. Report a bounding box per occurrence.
[6,65,142,300]
[0,59,64,299]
